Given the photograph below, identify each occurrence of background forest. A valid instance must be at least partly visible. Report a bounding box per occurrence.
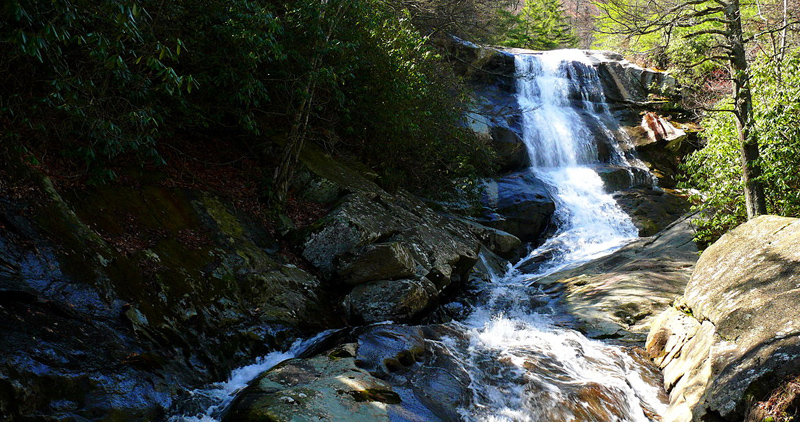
[1,0,799,243]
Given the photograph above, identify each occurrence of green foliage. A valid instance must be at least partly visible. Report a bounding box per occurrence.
[492,0,578,50]
[682,50,800,246]
[0,0,191,180]
[1,0,496,192]
[336,7,496,192]
[593,0,727,90]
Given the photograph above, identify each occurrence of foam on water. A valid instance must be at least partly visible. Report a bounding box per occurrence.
[170,49,666,422]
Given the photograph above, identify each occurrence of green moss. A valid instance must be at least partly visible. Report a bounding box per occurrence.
[349,388,401,404]
[200,194,246,239]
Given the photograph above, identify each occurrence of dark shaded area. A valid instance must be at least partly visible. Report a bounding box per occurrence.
[0,161,341,421]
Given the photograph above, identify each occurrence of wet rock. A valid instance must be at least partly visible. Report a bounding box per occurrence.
[343,278,438,324]
[613,188,692,236]
[223,348,398,422]
[490,126,531,172]
[455,218,522,259]
[336,242,417,285]
[594,165,654,192]
[481,171,556,243]
[355,325,426,378]
[0,170,339,421]
[224,324,472,422]
[647,215,800,422]
[534,214,698,341]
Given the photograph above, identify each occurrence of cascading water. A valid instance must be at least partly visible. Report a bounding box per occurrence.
[515,50,641,270]
[446,50,667,421]
[168,330,338,422]
[171,50,667,422]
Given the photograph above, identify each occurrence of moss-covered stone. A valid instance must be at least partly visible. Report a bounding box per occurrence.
[223,354,396,422]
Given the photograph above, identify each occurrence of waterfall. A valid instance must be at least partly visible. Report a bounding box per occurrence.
[515,51,640,271]
[450,51,666,421]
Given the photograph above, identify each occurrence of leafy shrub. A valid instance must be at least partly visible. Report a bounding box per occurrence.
[0,0,190,179]
[1,0,497,193]
[682,50,800,246]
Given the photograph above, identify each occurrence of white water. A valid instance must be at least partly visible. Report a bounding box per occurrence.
[169,330,336,422]
[449,51,666,421]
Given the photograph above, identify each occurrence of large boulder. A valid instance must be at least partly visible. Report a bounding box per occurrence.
[481,171,556,243]
[532,214,698,341]
[623,113,699,188]
[224,324,472,422]
[595,165,654,192]
[293,145,484,324]
[613,188,693,236]
[336,242,417,286]
[343,278,438,324]
[646,215,800,422]
[489,125,530,172]
[301,192,479,271]
[223,345,399,422]
[591,51,678,104]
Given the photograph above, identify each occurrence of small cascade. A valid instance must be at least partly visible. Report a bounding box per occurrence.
[169,330,337,422]
[515,51,640,268]
[516,51,654,187]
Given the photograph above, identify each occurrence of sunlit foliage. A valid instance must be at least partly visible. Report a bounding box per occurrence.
[683,50,800,246]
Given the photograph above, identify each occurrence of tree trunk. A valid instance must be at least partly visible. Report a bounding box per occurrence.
[725,0,768,219]
[272,79,316,206]
[271,0,348,207]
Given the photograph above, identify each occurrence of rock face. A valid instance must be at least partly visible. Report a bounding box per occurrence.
[447,38,682,178]
[592,52,677,104]
[481,171,556,243]
[646,216,800,422]
[613,188,693,236]
[224,324,472,422]
[343,278,438,324]
[299,190,481,324]
[293,143,484,324]
[624,113,699,188]
[595,165,654,192]
[0,168,339,421]
[532,214,698,341]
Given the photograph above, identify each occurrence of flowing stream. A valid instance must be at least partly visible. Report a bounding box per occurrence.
[446,50,666,421]
[171,50,667,421]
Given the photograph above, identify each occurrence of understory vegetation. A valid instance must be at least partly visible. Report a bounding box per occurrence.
[0,0,518,198]
[683,51,800,245]
[2,0,799,242]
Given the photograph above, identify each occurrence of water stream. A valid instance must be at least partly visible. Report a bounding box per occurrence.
[171,50,667,422]
[446,50,665,422]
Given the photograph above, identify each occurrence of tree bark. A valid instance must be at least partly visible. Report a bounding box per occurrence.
[725,0,768,218]
[271,1,347,207]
